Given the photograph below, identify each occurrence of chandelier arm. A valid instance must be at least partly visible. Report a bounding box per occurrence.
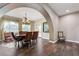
[22,12,31,24]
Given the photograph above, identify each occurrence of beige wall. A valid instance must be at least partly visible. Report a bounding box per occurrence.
[0,19,2,41]
[59,12,79,43]
[30,21,35,31]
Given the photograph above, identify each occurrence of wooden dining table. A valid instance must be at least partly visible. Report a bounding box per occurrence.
[15,34,26,47]
[16,34,26,39]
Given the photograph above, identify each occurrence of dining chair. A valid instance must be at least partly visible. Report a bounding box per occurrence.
[24,32,32,47]
[4,32,13,42]
[58,31,65,42]
[19,31,26,35]
[19,31,26,39]
[12,32,23,48]
[32,31,38,43]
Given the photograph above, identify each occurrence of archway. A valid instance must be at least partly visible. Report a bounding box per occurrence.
[0,3,55,42]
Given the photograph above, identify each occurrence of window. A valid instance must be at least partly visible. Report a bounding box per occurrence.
[22,24,31,31]
[3,21,19,33]
[43,22,49,33]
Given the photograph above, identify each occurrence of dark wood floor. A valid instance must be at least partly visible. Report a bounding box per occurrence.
[0,38,79,56]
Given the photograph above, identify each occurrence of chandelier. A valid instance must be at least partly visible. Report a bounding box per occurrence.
[22,13,31,24]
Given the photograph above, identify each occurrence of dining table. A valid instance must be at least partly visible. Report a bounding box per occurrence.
[15,34,26,47]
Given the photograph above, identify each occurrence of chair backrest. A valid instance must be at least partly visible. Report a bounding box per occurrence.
[58,31,64,37]
[4,32,12,36]
[32,31,38,40]
[11,32,16,40]
[4,32,13,41]
[25,32,32,41]
[19,31,26,36]
[58,31,65,40]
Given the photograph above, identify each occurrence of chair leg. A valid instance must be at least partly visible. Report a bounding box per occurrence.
[18,41,19,48]
[27,41,31,47]
[15,41,17,47]
[36,39,37,43]
[29,41,31,47]
[21,41,24,47]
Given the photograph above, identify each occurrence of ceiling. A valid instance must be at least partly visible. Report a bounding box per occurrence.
[5,7,45,21]
[48,3,79,16]
[0,3,79,18]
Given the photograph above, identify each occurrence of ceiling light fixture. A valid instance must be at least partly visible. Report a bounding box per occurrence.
[22,13,31,24]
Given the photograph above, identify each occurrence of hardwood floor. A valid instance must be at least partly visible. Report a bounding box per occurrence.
[0,38,79,56]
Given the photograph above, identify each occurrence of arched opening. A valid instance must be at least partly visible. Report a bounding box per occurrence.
[1,7,50,40]
[0,3,55,42]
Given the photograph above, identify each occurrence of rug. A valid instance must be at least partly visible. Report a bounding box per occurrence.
[0,42,16,48]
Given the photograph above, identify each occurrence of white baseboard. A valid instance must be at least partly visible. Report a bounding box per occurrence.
[40,37,49,40]
[66,40,79,44]
[49,40,57,43]
[48,39,79,44]
[39,37,57,43]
